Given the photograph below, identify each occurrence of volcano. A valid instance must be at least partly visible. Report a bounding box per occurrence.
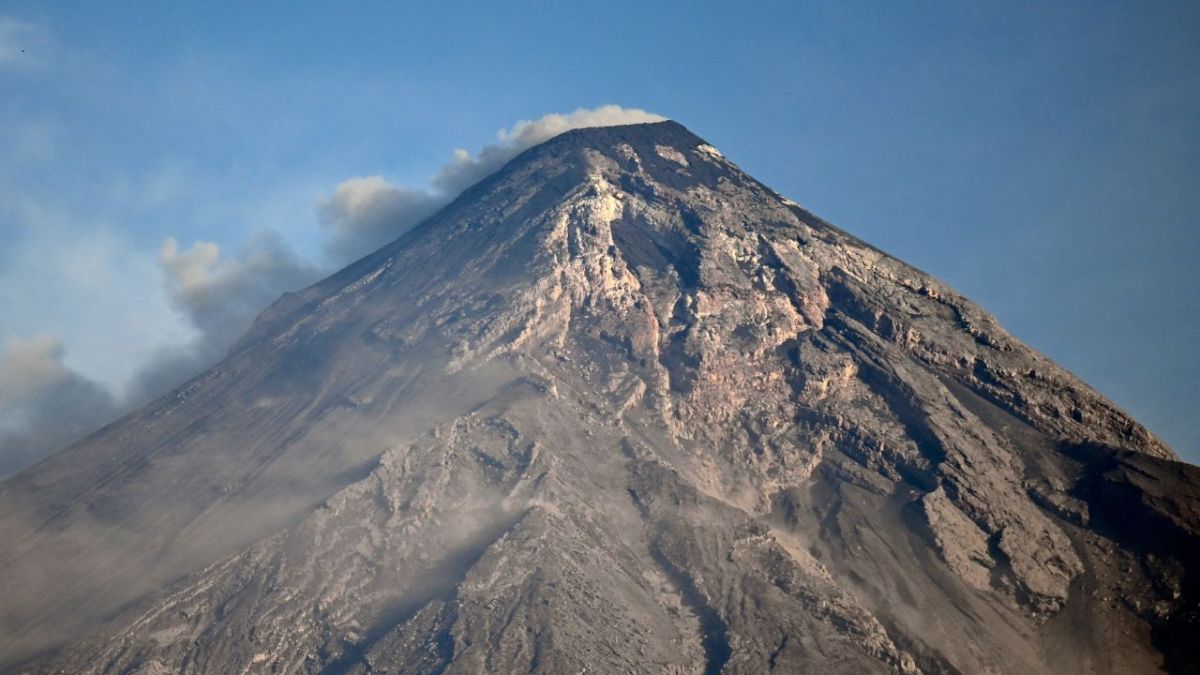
[2,120,1198,674]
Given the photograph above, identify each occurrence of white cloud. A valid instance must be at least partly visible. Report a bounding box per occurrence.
[432,105,667,194]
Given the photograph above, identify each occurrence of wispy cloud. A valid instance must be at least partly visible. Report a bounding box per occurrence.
[0,336,122,478]
[0,17,48,67]
[317,176,443,264]
[0,201,192,389]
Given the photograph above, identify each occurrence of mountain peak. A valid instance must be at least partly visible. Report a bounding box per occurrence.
[535,118,708,151]
[3,117,1196,674]
[490,118,728,191]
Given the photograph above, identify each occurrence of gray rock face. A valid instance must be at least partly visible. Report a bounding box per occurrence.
[2,121,1198,674]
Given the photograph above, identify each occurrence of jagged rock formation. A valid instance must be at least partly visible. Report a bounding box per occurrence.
[2,121,1198,674]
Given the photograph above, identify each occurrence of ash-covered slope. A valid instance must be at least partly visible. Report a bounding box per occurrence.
[4,121,1199,674]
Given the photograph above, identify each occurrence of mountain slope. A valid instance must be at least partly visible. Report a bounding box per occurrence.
[3,121,1197,674]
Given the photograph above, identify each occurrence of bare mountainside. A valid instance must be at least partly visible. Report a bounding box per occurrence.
[2,121,1198,674]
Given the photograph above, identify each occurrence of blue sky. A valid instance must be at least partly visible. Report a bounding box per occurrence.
[0,1,1197,465]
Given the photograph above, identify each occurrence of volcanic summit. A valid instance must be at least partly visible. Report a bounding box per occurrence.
[2,121,1198,674]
